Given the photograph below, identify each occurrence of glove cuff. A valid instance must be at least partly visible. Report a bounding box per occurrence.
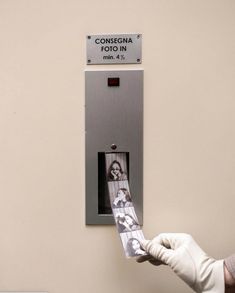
[204,259,225,293]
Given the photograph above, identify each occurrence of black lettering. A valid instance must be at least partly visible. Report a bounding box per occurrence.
[120,46,127,51]
[96,37,134,46]
[103,55,114,60]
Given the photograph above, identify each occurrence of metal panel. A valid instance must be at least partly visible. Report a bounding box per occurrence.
[86,34,142,64]
[85,70,143,225]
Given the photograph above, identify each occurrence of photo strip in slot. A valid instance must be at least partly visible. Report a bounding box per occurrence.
[105,153,128,182]
[107,180,133,209]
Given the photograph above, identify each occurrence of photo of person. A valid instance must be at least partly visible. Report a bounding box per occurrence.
[119,230,146,258]
[114,209,140,233]
[105,153,128,181]
[104,152,145,258]
[113,187,133,208]
[107,180,132,209]
[108,160,127,181]
[126,238,146,257]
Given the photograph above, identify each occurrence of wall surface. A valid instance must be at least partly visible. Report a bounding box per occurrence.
[0,1,235,293]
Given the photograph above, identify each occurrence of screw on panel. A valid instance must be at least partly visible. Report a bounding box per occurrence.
[137,34,141,39]
[88,59,91,63]
[137,58,141,62]
[87,36,91,39]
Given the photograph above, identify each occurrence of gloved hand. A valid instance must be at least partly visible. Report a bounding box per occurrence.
[137,233,224,293]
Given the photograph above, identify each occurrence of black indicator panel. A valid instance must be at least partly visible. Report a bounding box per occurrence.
[108,77,120,87]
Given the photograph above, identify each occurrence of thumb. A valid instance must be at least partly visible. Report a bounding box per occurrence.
[141,239,173,265]
[140,239,150,249]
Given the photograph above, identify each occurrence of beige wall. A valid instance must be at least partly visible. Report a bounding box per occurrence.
[0,1,235,292]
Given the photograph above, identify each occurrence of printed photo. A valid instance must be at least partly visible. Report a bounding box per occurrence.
[105,153,128,181]
[104,152,145,258]
[108,180,133,209]
[120,230,147,257]
[113,207,140,233]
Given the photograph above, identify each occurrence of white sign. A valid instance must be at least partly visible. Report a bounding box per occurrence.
[86,34,142,64]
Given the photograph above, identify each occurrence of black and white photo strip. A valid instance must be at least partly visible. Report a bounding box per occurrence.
[105,153,128,182]
[105,152,146,258]
[112,207,140,233]
[120,230,146,257]
[108,180,133,209]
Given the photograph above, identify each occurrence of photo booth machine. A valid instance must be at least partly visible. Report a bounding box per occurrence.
[85,70,143,225]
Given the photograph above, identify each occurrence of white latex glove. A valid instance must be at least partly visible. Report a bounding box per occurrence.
[137,233,224,293]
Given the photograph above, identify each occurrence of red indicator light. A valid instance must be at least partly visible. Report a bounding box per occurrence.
[108,77,120,87]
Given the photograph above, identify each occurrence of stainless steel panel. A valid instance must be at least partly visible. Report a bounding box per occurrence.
[85,70,143,225]
[86,34,142,64]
